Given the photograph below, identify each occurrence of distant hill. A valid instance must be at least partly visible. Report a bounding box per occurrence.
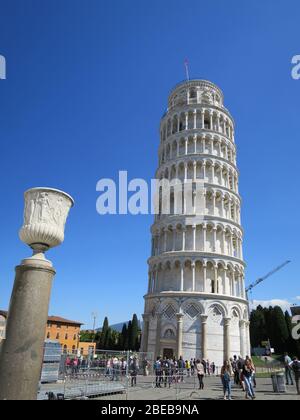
[96,320,142,333]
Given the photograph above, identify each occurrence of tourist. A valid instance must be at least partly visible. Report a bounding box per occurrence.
[178,356,185,382]
[173,358,179,383]
[206,360,211,376]
[202,359,207,375]
[196,359,205,390]
[105,359,111,378]
[142,358,149,376]
[211,362,216,375]
[191,358,195,376]
[112,357,120,381]
[167,358,174,388]
[221,360,233,400]
[289,357,300,395]
[186,359,191,377]
[129,357,138,387]
[162,357,171,388]
[154,357,162,388]
[284,352,294,386]
[121,358,127,377]
[242,359,256,400]
[237,356,246,391]
[231,356,239,385]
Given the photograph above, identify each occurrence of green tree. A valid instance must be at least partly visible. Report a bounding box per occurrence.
[127,321,132,350]
[80,331,95,342]
[120,323,128,350]
[98,317,109,349]
[271,306,289,354]
[250,306,267,347]
[130,314,139,351]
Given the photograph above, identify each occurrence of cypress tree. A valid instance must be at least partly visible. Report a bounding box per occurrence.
[105,328,112,349]
[127,321,132,350]
[131,314,139,351]
[99,317,109,349]
[120,323,127,350]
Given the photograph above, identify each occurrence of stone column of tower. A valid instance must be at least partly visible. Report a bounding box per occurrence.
[142,80,250,366]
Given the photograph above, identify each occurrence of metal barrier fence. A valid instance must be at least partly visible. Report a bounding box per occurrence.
[39,349,232,400]
[39,349,154,400]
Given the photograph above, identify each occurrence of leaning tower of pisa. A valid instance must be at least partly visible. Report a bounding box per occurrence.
[141,80,250,366]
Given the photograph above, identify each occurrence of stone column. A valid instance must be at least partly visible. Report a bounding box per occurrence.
[172,228,176,252]
[192,262,196,291]
[213,227,217,252]
[193,110,197,129]
[202,162,206,181]
[185,112,189,130]
[200,315,208,360]
[155,313,162,358]
[182,228,186,251]
[194,135,197,154]
[224,317,231,361]
[214,265,218,293]
[141,314,150,353]
[203,263,207,292]
[163,229,167,252]
[202,225,207,252]
[180,264,184,291]
[245,321,251,357]
[192,225,196,251]
[222,229,226,254]
[176,313,184,359]
[221,195,225,218]
[202,136,205,153]
[211,164,215,184]
[193,161,197,180]
[201,110,205,129]
[0,260,56,400]
[239,320,246,358]
[154,270,158,292]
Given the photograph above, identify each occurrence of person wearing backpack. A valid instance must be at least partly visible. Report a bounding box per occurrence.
[221,360,233,400]
[289,357,300,395]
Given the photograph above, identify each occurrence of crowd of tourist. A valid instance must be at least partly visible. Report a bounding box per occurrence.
[153,356,218,389]
[64,352,300,399]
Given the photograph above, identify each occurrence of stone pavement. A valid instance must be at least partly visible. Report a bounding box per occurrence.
[124,376,300,401]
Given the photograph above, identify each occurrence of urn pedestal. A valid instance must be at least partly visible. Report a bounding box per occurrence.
[0,188,74,400]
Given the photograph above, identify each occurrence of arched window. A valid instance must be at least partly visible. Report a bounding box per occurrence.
[72,345,76,354]
[56,333,60,340]
[189,88,197,99]
[47,332,50,339]
[63,345,68,354]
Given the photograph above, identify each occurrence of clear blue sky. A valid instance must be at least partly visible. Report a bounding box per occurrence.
[0,0,299,328]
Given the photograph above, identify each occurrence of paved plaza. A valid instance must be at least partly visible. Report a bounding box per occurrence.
[124,376,300,401]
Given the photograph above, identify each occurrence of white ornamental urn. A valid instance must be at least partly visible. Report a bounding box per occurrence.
[19,188,74,258]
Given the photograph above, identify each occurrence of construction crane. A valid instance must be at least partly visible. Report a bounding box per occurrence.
[246,260,291,297]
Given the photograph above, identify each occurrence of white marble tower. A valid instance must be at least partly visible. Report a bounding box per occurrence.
[141,80,250,366]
